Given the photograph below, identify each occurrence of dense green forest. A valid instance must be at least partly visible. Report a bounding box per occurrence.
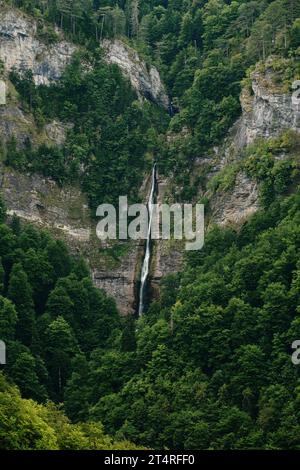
[0,374,143,449]
[2,170,300,449]
[0,204,142,449]
[1,0,300,450]
[85,183,300,450]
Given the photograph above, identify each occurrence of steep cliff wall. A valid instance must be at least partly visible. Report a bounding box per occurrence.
[0,164,143,315]
[208,59,300,226]
[0,166,91,244]
[0,8,168,104]
[236,60,300,147]
[150,174,184,291]
[0,7,76,85]
[102,39,169,109]
[92,241,143,315]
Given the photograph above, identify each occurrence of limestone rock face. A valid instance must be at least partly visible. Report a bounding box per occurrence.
[0,167,91,245]
[0,8,76,85]
[102,39,169,109]
[92,241,143,316]
[0,8,169,109]
[0,102,72,148]
[151,241,183,297]
[236,65,300,147]
[210,172,259,226]
[208,62,300,227]
[0,104,34,145]
[151,175,184,288]
[44,120,72,146]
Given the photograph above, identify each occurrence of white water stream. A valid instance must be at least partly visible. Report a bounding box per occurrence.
[138,164,157,315]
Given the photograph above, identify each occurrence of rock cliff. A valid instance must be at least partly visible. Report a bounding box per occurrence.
[102,39,169,109]
[236,59,300,147]
[0,166,91,245]
[0,7,76,85]
[0,7,169,107]
[209,59,300,226]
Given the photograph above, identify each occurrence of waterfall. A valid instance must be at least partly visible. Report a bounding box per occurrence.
[138,164,157,316]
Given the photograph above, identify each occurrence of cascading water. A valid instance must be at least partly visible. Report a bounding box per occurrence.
[138,164,157,316]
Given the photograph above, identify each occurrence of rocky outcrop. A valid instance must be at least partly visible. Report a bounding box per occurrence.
[0,7,76,85]
[0,7,169,109]
[0,166,91,246]
[236,61,300,148]
[102,39,169,109]
[207,60,299,227]
[44,120,72,146]
[150,175,184,290]
[0,104,35,146]
[0,101,71,147]
[93,241,143,315]
[210,172,259,226]
[151,241,183,297]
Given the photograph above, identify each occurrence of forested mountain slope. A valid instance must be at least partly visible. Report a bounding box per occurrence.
[0,0,299,450]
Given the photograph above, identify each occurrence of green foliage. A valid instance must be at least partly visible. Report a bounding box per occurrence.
[71,185,300,450]
[0,195,6,224]
[0,219,122,406]
[9,52,166,210]
[8,263,35,346]
[0,374,58,450]
[0,373,141,450]
[0,296,17,342]
[243,132,300,206]
[208,163,240,193]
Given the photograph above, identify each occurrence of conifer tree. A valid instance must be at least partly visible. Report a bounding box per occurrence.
[8,263,35,346]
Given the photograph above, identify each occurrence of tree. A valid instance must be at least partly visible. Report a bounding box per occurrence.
[0,196,6,224]
[64,354,91,422]
[126,0,140,38]
[8,263,35,346]
[22,248,55,312]
[290,18,300,49]
[46,240,71,279]
[0,258,4,295]
[0,374,58,450]
[11,351,48,402]
[46,286,74,323]
[10,215,21,236]
[45,316,79,400]
[0,296,17,342]
[0,225,16,266]
[71,256,90,280]
[121,315,137,352]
